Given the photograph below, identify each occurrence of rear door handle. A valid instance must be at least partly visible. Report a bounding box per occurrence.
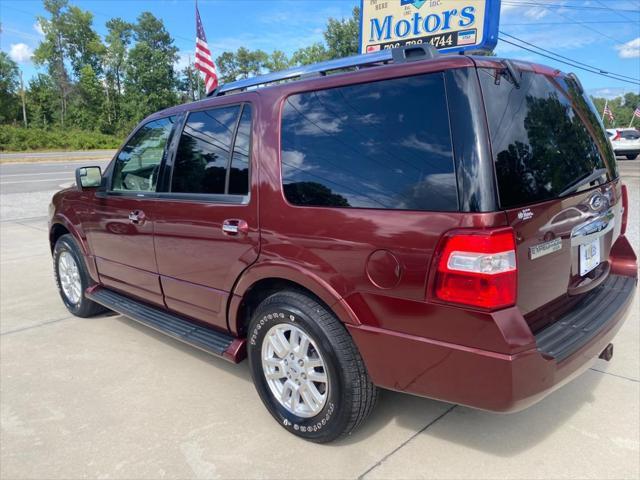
[128,210,146,224]
[222,219,249,236]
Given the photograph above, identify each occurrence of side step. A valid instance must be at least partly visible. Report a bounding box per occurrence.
[86,287,245,363]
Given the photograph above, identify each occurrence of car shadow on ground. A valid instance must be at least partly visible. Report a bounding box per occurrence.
[112,312,604,454]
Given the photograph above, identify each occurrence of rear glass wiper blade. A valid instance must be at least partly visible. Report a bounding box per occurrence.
[559,168,608,197]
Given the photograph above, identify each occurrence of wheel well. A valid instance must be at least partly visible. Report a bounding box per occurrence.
[234,278,333,337]
[49,223,70,253]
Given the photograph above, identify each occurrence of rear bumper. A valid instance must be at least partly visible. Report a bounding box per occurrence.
[348,272,636,413]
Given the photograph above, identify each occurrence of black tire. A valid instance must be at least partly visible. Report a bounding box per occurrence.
[247,289,378,443]
[53,234,106,318]
[626,154,638,160]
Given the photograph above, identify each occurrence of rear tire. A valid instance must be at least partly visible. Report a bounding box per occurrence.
[626,154,638,160]
[247,290,378,443]
[53,234,106,318]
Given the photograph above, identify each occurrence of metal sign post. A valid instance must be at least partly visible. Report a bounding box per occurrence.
[360,0,501,55]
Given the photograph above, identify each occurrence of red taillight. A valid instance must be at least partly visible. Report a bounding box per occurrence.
[613,130,621,141]
[621,184,629,236]
[433,228,517,310]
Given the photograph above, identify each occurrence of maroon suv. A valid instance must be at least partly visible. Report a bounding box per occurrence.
[49,46,637,442]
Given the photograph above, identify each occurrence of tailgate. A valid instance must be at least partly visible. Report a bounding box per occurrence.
[477,65,621,331]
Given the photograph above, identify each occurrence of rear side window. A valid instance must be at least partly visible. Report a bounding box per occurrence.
[479,69,617,209]
[280,73,457,211]
[172,105,240,195]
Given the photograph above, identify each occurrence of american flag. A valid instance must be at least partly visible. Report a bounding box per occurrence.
[634,106,640,119]
[195,3,218,94]
[603,101,614,122]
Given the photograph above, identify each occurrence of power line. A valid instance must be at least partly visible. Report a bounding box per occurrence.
[550,7,633,48]
[502,0,640,14]
[502,20,632,26]
[595,0,639,23]
[499,31,640,83]
[498,36,640,86]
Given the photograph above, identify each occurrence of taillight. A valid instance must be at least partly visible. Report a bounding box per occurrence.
[433,228,517,310]
[621,184,629,236]
[613,130,621,141]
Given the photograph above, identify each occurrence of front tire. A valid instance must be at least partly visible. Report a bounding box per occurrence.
[626,154,638,160]
[247,290,377,443]
[53,234,105,318]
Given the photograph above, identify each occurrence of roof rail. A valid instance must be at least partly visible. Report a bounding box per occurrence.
[209,44,438,97]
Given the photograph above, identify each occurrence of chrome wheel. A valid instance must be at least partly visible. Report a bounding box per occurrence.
[261,323,329,418]
[58,251,82,305]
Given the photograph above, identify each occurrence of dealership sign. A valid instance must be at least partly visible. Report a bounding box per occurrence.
[360,0,501,54]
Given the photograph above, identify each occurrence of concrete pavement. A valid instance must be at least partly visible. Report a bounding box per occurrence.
[0,160,638,479]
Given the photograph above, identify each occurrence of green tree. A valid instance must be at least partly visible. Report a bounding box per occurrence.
[290,42,330,66]
[33,0,72,125]
[104,18,134,129]
[265,50,290,72]
[69,65,105,130]
[26,74,58,128]
[0,52,20,123]
[124,12,178,122]
[324,6,360,59]
[62,5,106,77]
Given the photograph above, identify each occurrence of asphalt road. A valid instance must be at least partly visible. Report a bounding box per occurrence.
[0,154,638,479]
[0,158,113,195]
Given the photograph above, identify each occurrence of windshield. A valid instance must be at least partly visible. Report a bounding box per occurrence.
[479,68,618,209]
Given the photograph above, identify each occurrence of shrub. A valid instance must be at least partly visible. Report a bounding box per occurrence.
[0,125,123,151]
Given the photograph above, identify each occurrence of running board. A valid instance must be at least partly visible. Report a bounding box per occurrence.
[86,287,245,363]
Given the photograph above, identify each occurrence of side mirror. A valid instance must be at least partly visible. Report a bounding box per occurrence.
[75,166,102,191]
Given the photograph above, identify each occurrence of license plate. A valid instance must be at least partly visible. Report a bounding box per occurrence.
[579,240,601,276]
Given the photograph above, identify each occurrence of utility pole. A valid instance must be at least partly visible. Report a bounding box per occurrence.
[187,54,195,101]
[19,69,27,127]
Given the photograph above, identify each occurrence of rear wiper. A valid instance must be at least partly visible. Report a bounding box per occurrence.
[559,168,608,197]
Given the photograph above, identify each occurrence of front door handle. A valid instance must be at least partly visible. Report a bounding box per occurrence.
[222,219,249,236]
[128,210,146,225]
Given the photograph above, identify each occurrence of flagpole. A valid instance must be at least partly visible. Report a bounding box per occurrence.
[603,100,608,127]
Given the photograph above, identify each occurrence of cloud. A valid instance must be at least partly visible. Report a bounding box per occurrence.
[616,37,640,59]
[9,43,33,63]
[588,87,631,100]
[33,21,44,36]
[524,7,550,20]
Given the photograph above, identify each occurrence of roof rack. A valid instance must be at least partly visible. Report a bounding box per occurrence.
[209,44,438,97]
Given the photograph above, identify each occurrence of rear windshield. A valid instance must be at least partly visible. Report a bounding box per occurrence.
[479,68,618,209]
[621,130,640,140]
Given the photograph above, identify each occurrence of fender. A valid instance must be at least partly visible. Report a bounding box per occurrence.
[50,212,100,283]
[227,261,362,336]
[50,212,90,255]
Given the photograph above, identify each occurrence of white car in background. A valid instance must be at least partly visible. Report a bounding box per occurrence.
[606,128,640,160]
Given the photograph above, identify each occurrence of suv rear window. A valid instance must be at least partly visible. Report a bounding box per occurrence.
[280,73,457,211]
[479,68,617,209]
[621,130,640,140]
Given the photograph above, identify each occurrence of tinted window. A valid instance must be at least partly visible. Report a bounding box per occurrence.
[479,69,617,209]
[172,106,240,194]
[280,73,457,211]
[228,106,251,195]
[111,117,175,192]
[621,130,640,140]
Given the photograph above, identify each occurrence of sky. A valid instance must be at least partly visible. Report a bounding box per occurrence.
[1,0,639,98]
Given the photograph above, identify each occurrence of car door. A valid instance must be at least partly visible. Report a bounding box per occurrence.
[153,102,259,330]
[84,116,177,306]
